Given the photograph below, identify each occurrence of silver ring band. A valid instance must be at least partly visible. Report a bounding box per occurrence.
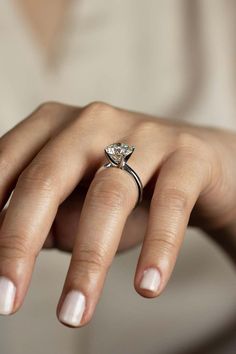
[103,143,143,208]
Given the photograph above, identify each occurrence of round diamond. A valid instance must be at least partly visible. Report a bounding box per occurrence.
[105,143,134,164]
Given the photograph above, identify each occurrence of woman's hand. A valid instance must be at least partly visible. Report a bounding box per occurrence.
[0,101,236,327]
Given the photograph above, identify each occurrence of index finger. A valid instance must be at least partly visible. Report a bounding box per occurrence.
[0,102,77,209]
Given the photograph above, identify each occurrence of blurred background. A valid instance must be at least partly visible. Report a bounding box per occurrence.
[1,1,236,353]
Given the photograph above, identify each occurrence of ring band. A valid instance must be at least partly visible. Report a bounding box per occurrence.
[103,142,143,207]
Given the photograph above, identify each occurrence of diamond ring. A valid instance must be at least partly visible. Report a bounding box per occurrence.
[103,142,143,207]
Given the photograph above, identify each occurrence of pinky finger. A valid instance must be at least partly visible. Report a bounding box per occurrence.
[134,149,211,298]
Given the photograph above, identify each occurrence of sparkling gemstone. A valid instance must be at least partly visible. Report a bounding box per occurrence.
[105,142,134,164]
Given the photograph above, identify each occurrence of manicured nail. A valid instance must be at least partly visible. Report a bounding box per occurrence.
[59,290,86,327]
[140,267,161,292]
[0,276,16,315]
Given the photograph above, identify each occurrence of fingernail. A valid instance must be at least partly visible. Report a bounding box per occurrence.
[140,267,161,292]
[0,276,16,315]
[59,290,86,327]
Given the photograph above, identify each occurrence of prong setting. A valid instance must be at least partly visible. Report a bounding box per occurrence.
[105,143,135,166]
[103,142,143,208]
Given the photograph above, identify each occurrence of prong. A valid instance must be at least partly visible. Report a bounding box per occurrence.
[104,149,117,165]
[118,155,125,169]
[124,146,135,163]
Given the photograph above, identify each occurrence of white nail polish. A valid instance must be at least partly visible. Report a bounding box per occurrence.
[140,268,161,292]
[0,276,16,315]
[59,290,86,327]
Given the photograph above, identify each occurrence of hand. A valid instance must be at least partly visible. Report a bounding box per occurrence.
[0,101,235,327]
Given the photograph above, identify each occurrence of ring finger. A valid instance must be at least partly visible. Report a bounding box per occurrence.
[56,128,171,327]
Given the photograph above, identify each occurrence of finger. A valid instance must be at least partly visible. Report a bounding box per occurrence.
[0,103,127,315]
[134,146,211,297]
[56,133,164,328]
[44,184,149,253]
[44,185,88,252]
[0,209,6,228]
[0,102,77,209]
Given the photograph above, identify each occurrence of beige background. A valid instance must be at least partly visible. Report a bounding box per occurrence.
[0,1,236,353]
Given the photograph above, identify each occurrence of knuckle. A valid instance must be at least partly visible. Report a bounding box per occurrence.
[0,234,34,260]
[37,101,62,114]
[80,101,116,125]
[133,120,158,139]
[147,233,178,257]
[73,247,108,273]
[84,101,114,115]
[175,132,214,177]
[176,132,212,158]
[18,162,56,194]
[34,101,77,125]
[176,132,201,149]
[154,188,189,212]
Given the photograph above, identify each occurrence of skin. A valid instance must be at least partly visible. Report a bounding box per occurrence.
[0,101,236,327]
[15,0,70,55]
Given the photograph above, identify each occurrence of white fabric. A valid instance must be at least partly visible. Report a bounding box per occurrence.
[0,1,236,353]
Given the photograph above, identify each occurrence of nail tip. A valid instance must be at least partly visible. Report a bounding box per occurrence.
[59,290,86,328]
[59,311,83,327]
[139,284,158,292]
[0,310,12,316]
[59,317,81,327]
[0,276,16,315]
[139,267,161,293]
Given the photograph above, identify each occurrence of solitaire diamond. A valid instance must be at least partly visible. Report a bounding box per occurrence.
[105,143,135,165]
